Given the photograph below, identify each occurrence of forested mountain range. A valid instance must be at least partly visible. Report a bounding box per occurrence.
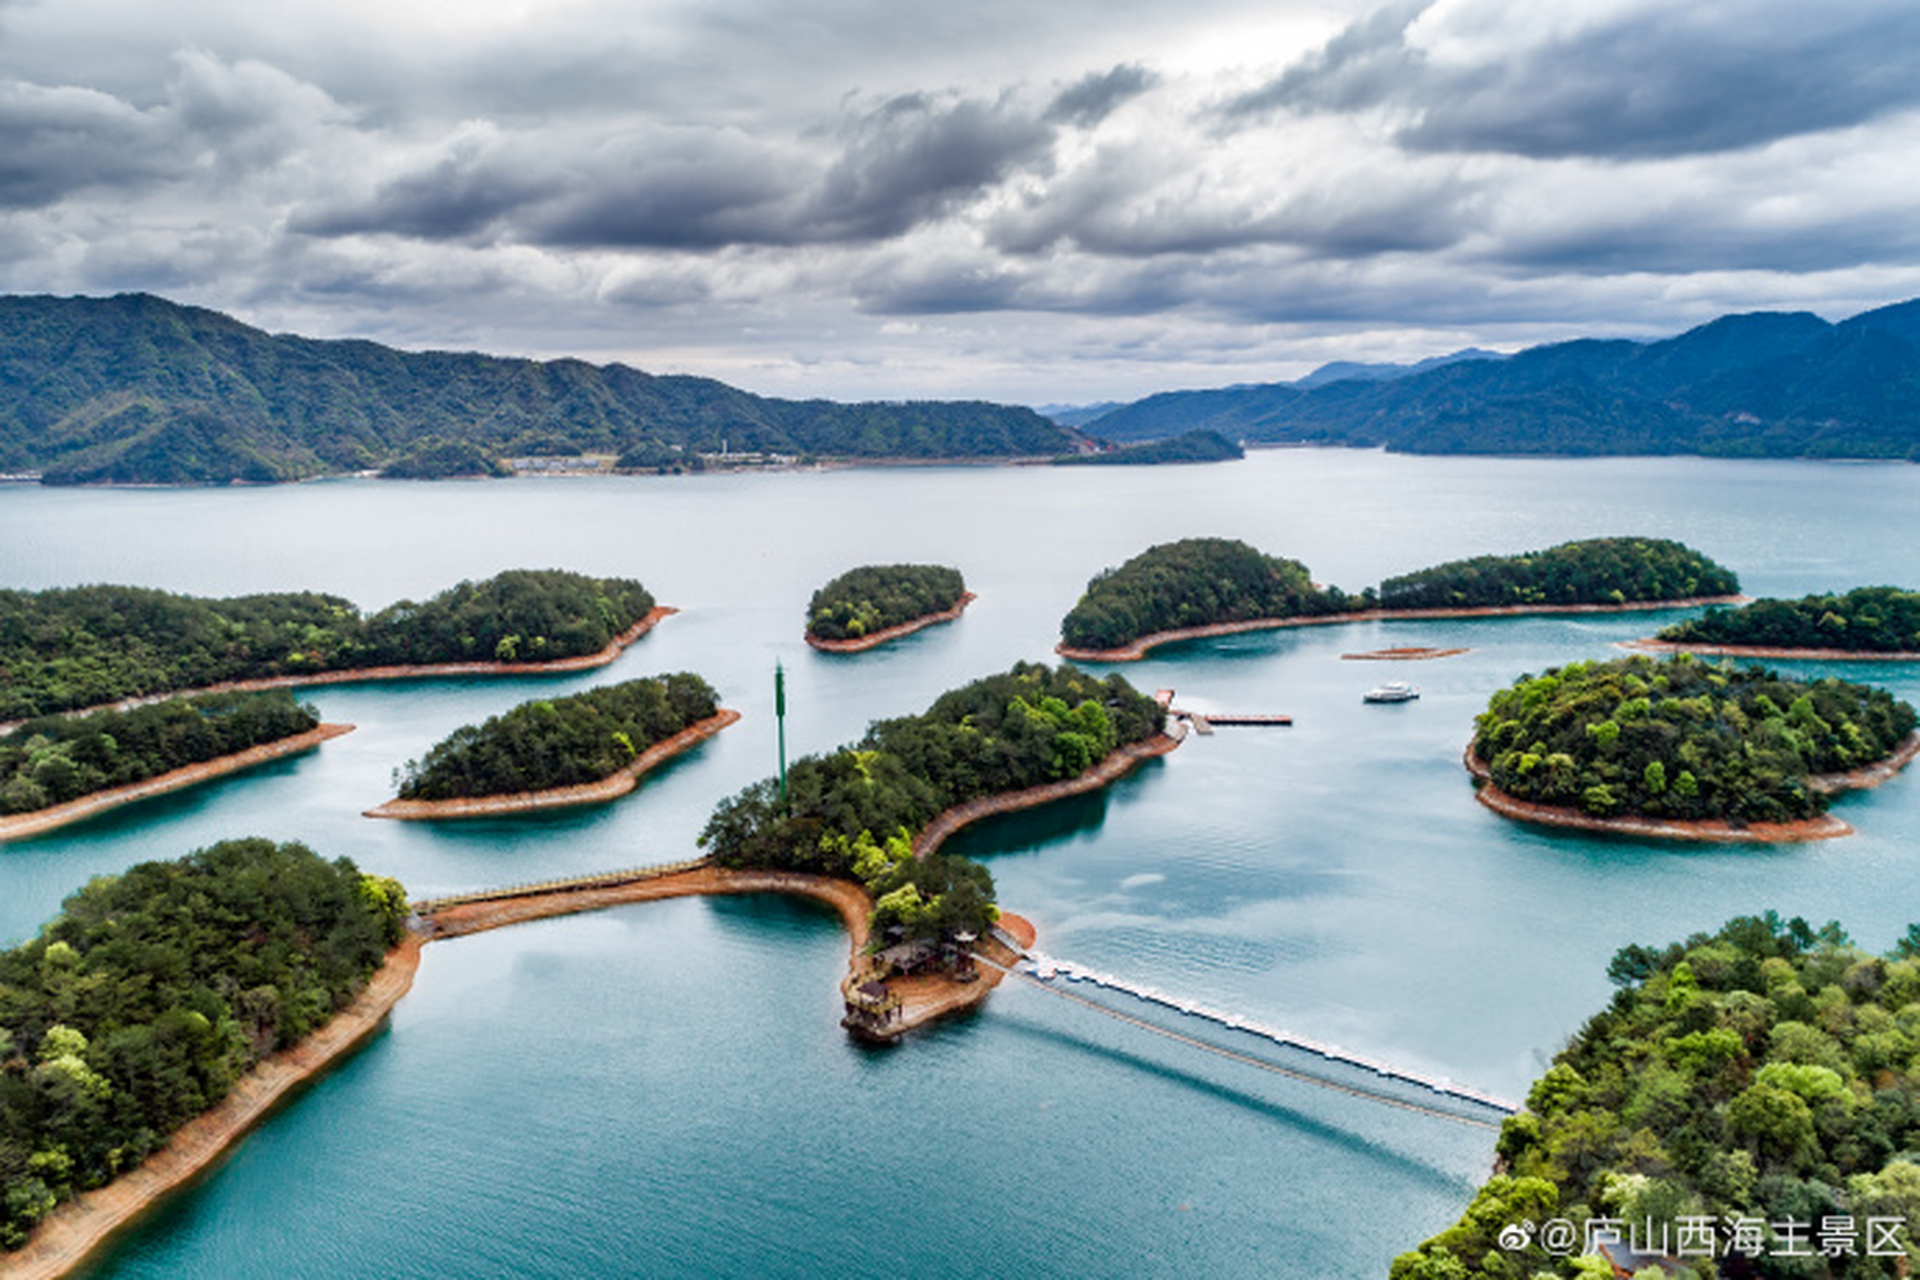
[1086,299,1920,460]
[0,293,1076,483]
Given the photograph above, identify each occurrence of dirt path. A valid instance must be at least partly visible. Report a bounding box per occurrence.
[364,709,740,820]
[1462,731,1920,843]
[0,724,355,843]
[1,936,423,1280]
[805,593,976,653]
[1057,596,1746,662]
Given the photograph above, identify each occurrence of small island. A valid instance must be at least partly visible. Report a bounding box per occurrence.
[804,563,972,652]
[1467,653,1919,841]
[0,840,411,1266]
[0,691,349,841]
[369,673,736,818]
[1058,536,1742,661]
[1053,428,1244,466]
[0,569,667,721]
[1640,584,1920,659]
[700,661,1173,1036]
[1395,912,1920,1279]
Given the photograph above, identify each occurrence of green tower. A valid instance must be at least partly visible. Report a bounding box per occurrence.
[775,660,789,815]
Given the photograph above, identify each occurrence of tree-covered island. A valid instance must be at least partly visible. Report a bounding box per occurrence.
[1656,586,1920,656]
[1394,913,1920,1278]
[0,569,660,720]
[0,839,409,1252]
[805,564,970,649]
[1058,537,1741,658]
[700,662,1167,948]
[0,690,326,823]
[388,673,724,803]
[1053,428,1244,466]
[1379,537,1739,610]
[1469,654,1918,833]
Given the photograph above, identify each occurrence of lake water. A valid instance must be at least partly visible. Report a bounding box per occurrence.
[4,450,1920,1277]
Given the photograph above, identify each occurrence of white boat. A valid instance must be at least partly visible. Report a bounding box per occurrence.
[1363,681,1420,703]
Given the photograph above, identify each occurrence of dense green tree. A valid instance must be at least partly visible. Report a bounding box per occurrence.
[394,673,720,799]
[1470,654,1916,823]
[0,570,655,719]
[0,691,319,815]
[1400,913,1920,1276]
[1378,538,1738,610]
[1659,586,1920,654]
[1060,538,1360,650]
[806,565,967,641]
[0,839,407,1251]
[701,662,1164,945]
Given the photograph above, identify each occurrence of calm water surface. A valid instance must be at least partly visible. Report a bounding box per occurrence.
[4,450,1919,1277]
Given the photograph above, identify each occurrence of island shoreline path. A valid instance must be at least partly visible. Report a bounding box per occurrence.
[0,724,356,843]
[805,592,977,653]
[363,709,741,819]
[1057,596,1747,662]
[3,730,1175,1277]
[1622,638,1920,662]
[1463,730,1920,843]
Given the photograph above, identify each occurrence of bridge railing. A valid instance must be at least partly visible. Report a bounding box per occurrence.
[412,856,712,914]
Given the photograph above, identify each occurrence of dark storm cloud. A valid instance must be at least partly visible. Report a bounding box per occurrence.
[1230,0,1920,159]
[1046,64,1156,126]
[297,89,1060,250]
[0,80,175,208]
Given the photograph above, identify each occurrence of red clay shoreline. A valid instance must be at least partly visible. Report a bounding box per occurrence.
[1462,730,1920,843]
[805,593,976,653]
[363,709,741,820]
[5,606,678,731]
[1056,596,1747,662]
[1622,638,1920,662]
[0,724,356,844]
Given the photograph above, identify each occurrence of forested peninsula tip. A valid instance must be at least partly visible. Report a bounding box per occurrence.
[1396,912,1920,1278]
[1058,536,1738,657]
[701,662,1168,949]
[1654,585,1920,657]
[1468,653,1918,837]
[0,839,409,1254]
[0,569,659,720]
[805,564,969,649]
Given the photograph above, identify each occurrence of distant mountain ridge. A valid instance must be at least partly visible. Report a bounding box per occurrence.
[0,293,1076,483]
[1085,300,1920,460]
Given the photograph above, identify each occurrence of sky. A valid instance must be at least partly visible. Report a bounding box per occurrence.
[6,0,1920,406]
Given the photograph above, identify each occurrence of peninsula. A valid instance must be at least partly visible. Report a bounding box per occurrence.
[1395,912,1920,1278]
[0,691,343,840]
[0,570,666,721]
[803,564,972,652]
[370,674,735,818]
[1466,653,1919,841]
[1058,536,1741,661]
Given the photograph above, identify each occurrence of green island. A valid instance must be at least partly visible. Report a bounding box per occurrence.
[1380,537,1739,610]
[1059,537,1361,653]
[1054,428,1244,466]
[1394,912,1920,1278]
[700,661,1167,948]
[1469,654,1918,830]
[805,564,969,647]
[1656,586,1920,656]
[1,691,321,819]
[0,838,408,1251]
[1058,536,1740,657]
[390,673,722,801]
[0,569,658,719]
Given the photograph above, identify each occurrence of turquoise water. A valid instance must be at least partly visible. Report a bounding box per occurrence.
[4,451,1920,1277]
